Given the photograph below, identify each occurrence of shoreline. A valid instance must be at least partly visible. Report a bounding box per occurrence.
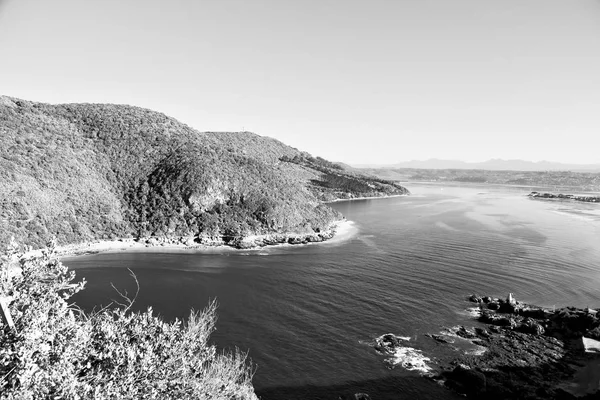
[528,191,600,203]
[11,193,401,261]
[325,193,409,203]
[376,293,600,399]
[443,294,600,399]
[20,219,356,260]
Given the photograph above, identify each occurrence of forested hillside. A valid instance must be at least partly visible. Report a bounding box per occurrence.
[0,96,408,251]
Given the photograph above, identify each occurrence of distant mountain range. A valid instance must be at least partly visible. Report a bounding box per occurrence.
[354,159,600,172]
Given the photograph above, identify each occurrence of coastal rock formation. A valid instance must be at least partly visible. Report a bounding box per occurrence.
[468,294,600,340]
[427,334,455,344]
[529,192,600,203]
[373,334,433,374]
[228,228,337,249]
[434,293,600,399]
[374,333,405,353]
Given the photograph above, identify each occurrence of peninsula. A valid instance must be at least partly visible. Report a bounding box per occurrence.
[528,192,600,203]
[0,96,408,253]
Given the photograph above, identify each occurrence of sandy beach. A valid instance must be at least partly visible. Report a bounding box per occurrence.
[325,194,409,203]
[16,219,357,261]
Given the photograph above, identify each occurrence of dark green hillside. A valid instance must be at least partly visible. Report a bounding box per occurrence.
[206,131,302,164]
[0,96,408,251]
[280,154,409,201]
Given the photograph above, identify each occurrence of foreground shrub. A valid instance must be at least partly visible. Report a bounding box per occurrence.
[0,242,257,399]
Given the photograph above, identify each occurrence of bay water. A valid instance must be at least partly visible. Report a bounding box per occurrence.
[64,184,600,399]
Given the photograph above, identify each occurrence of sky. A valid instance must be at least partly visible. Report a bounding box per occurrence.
[0,0,599,165]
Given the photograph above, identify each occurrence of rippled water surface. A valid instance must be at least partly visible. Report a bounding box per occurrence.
[65,184,600,399]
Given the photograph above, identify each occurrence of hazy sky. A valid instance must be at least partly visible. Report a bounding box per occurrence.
[1,0,599,165]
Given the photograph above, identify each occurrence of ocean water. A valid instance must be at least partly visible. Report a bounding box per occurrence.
[64,184,600,399]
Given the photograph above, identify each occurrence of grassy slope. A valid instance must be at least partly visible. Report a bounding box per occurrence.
[0,96,408,251]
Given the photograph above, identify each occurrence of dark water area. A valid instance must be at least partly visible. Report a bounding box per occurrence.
[64,184,600,399]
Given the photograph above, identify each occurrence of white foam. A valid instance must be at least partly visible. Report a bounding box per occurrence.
[324,220,358,245]
[436,327,488,356]
[441,326,464,338]
[441,326,477,340]
[238,251,270,256]
[373,334,432,374]
[464,307,483,318]
[385,346,433,374]
[375,333,411,343]
[465,345,487,356]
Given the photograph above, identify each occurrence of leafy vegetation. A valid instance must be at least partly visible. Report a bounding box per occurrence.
[0,96,409,252]
[0,241,257,399]
[280,154,409,201]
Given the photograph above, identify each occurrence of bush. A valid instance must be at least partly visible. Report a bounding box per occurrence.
[0,241,257,400]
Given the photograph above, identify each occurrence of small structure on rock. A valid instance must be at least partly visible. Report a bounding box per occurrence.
[582,337,600,353]
[507,292,516,305]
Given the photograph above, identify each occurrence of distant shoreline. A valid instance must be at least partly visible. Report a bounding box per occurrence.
[404,181,600,194]
[528,191,600,203]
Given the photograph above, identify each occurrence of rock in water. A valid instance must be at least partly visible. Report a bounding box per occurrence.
[427,334,454,344]
[469,294,483,303]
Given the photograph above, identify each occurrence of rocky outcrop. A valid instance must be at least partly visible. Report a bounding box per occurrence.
[373,333,405,353]
[426,334,454,344]
[432,293,600,399]
[529,192,600,203]
[226,227,338,249]
[468,293,600,340]
[132,224,341,250]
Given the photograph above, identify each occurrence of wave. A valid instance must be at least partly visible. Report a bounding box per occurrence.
[457,307,483,319]
[372,334,433,374]
[384,346,433,374]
